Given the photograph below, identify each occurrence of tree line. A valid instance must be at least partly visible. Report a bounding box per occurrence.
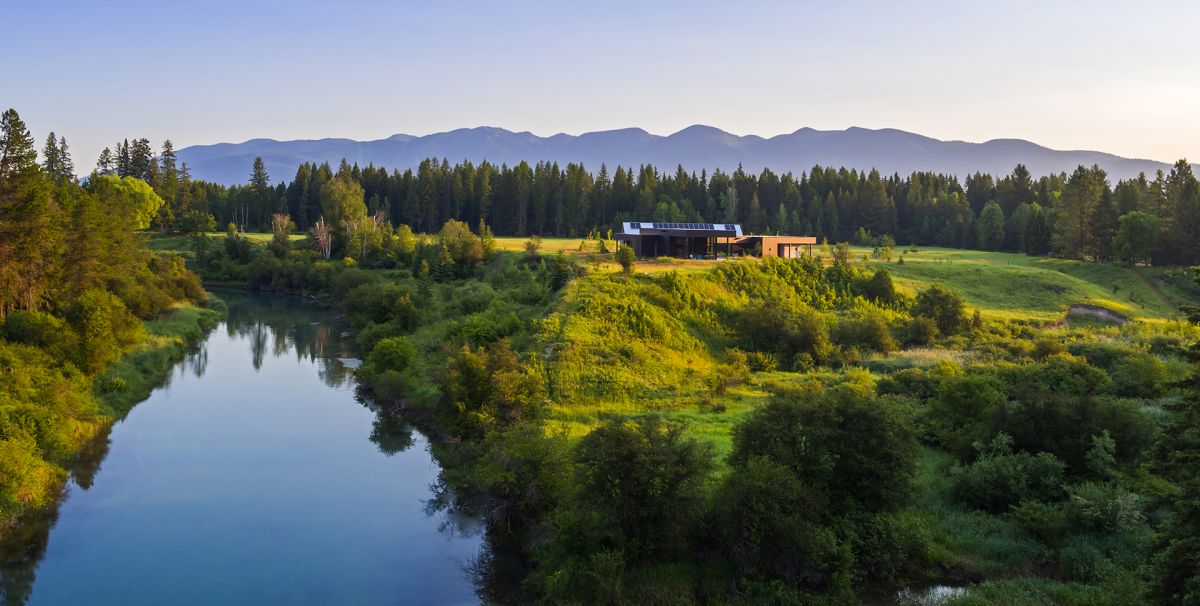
[90,135,1200,266]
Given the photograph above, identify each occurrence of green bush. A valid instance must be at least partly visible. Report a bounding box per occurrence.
[739,295,833,364]
[615,244,635,273]
[905,316,940,345]
[731,385,920,514]
[1006,499,1068,546]
[833,313,898,354]
[989,356,1155,472]
[362,336,416,377]
[913,284,968,336]
[65,288,142,374]
[951,434,1066,514]
[859,268,899,306]
[1110,352,1168,397]
[1058,536,1107,582]
[929,374,1007,459]
[1065,482,1145,533]
[539,416,714,583]
[747,351,778,372]
[1,309,78,362]
[713,456,850,593]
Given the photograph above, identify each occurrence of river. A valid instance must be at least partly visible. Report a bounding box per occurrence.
[0,292,482,605]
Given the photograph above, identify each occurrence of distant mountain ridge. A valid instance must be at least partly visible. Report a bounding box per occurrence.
[176,125,1191,185]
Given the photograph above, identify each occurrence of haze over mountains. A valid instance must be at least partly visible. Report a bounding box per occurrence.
[176,125,1191,185]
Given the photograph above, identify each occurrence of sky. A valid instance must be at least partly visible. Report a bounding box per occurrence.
[4,0,1198,171]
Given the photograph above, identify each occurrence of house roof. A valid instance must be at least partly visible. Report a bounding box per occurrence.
[620,221,743,237]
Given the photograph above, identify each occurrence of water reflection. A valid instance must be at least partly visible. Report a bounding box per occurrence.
[0,290,480,606]
[221,292,356,387]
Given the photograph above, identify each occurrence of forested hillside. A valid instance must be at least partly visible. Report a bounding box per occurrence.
[98,136,1200,266]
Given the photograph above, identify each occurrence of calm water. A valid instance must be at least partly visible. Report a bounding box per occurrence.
[0,292,482,605]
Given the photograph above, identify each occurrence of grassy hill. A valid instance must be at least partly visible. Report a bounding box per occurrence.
[496,235,1198,320]
[863,246,1199,321]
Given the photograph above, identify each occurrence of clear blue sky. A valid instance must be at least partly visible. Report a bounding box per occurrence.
[5,0,1198,171]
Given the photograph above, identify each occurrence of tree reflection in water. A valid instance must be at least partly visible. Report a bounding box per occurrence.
[0,289,477,604]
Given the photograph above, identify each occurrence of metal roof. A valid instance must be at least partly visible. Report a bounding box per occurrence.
[620,221,743,236]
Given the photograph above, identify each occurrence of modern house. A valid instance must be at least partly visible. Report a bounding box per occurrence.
[615,221,816,259]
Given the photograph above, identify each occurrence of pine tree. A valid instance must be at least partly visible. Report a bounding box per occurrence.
[478,217,496,257]
[41,132,62,181]
[96,147,117,175]
[0,108,60,315]
[1167,160,1200,265]
[117,139,130,176]
[128,138,154,181]
[433,244,455,281]
[250,156,271,230]
[747,192,764,233]
[1053,165,1106,259]
[155,140,179,230]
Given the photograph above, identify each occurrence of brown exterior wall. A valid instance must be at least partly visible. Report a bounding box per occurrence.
[734,236,817,258]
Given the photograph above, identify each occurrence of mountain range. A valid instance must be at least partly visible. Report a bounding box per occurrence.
[176,125,1191,185]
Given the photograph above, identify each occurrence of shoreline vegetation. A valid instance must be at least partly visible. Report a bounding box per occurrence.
[0,300,223,537]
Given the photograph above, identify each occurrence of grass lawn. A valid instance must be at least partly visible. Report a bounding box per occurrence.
[854,246,1198,321]
[144,231,305,254]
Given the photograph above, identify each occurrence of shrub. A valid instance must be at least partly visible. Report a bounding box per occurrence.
[1,310,78,362]
[713,456,850,592]
[833,314,898,354]
[951,434,1067,514]
[1006,500,1068,546]
[739,296,833,364]
[461,309,522,347]
[1057,536,1107,582]
[1065,482,1145,533]
[562,417,714,560]
[65,288,141,374]
[747,351,778,372]
[860,268,898,305]
[615,244,635,273]
[730,385,920,514]
[912,284,967,336]
[991,358,1153,472]
[929,374,1007,459]
[1110,352,1168,397]
[1032,338,1066,360]
[905,316,939,345]
[362,336,416,378]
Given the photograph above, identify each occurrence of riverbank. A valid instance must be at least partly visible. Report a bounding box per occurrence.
[0,299,224,538]
[3,292,480,604]
[97,301,225,419]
